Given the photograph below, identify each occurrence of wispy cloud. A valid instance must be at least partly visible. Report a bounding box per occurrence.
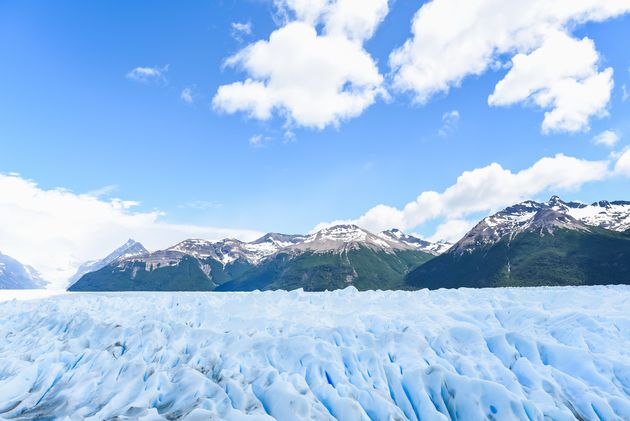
[249,134,272,147]
[231,21,252,42]
[177,200,223,210]
[86,185,119,197]
[615,148,630,178]
[180,87,193,103]
[126,65,169,83]
[438,110,460,137]
[593,130,620,148]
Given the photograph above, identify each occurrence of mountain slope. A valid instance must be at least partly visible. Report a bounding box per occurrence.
[218,225,434,291]
[69,254,217,292]
[406,207,630,289]
[0,252,47,289]
[217,247,433,291]
[69,239,148,285]
[70,226,433,292]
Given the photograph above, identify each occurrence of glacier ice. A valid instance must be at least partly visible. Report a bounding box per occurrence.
[0,286,629,420]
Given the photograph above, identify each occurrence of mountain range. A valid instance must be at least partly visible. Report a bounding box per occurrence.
[68,225,440,292]
[406,196,630,289]
[5,195,630,291]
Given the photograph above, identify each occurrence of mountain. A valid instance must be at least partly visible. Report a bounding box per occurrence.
[548,195,630,232]
[217,225,434,291]
[378,229,451,254]
[68,239,148,285]
[69,225,433,292]
[406,197,630,289]
[167,233,307,265]
[0,251,47,289]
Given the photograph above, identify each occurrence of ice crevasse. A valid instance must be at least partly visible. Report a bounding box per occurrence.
[0,286,629,420]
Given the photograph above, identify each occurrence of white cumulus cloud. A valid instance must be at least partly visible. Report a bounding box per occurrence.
[390,0,630,133]
[0,173,261,288]
[314,154,610,240]
[427,219,476,244]
[213,0,388,129]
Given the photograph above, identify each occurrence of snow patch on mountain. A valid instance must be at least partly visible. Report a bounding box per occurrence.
[555,198,630,233]
[294,225,413,254]
[167,234,307,266]
[378,229,452,255]
[453,196,630,253]
[0,286,628,420]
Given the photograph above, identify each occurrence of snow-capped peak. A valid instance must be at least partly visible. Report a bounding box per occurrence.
[69,239,148,284]
[291,224,414,254]
[168,239,217,258]
[378,229,451,255]
[563,200,630,233]
[165,234,308,266]
[451,196,629,254]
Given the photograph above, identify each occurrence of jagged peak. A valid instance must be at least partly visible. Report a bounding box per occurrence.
[525,209,589,233]
[251,232,306,245]
[451,196,629,254]
[170,238,214,248]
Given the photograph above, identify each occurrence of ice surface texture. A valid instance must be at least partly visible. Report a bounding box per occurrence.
[0,286,629,420]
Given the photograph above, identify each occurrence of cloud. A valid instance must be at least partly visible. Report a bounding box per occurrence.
[438,109,460,137]
[623,84,629,102]
[593,130,620,147]
[489,33,613,133]
[314,154,610,239]
[86,184,118,197]
[126,65,169,83]
[177,200,223,210]
[0,173,261,288]
[427,219,476,243]
[249,134,272,147]
[390,0,630,133]
[213,0,388,129]
[615,148,630,177]
[180,87,193,103]
[231,21,252,42]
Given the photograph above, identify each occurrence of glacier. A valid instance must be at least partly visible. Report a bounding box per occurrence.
[0,286,629,420]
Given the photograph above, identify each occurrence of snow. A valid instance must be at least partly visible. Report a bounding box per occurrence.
[1,286,629,420]
[295,225,415,254]
[566,202,630,232]
[377,230,451,255]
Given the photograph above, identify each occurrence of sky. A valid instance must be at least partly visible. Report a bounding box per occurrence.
[1,0,630,285]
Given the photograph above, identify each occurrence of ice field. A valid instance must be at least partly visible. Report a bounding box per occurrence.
[0,286,629,420]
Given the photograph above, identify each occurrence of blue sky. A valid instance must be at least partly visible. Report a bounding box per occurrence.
[1,0,630,283]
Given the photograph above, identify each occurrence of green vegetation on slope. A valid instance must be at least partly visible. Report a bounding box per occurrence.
[405,227,630,289]
[69,256,216,291]
[217,247,434,291]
